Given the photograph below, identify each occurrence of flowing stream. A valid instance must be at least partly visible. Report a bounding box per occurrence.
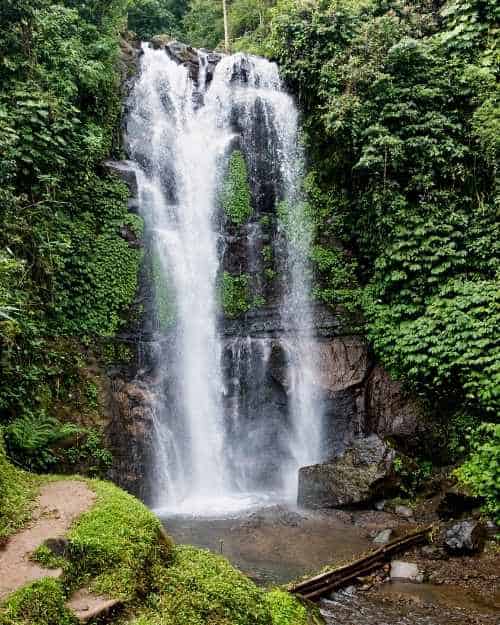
[126,44,322,514]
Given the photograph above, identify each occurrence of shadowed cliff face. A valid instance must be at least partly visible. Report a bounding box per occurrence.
[104,41,423,506]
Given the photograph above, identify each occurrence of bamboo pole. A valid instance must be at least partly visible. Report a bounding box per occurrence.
[290,525,432,601]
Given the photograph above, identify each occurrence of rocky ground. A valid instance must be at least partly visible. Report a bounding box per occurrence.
[165,496,499,625]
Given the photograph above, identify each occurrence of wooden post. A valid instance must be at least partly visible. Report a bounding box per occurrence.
[222,0,230,53]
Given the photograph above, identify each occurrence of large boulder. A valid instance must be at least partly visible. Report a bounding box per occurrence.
[443,520,486,554]
[298,435,400,508]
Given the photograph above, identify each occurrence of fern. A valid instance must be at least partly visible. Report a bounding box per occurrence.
[5,411,82,472]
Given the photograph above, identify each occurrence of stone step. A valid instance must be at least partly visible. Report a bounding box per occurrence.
[66,589,122,624]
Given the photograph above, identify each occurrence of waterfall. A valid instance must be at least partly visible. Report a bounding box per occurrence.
[126,44,322,514]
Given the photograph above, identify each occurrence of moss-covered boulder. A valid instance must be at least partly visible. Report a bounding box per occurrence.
[64,480,173,600]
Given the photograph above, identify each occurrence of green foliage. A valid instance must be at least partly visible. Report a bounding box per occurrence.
[455,423,500,522]
[0,434,36,542]
[310,245,359,311]
[366,277,500,412]
[265,590,308,625]
[0,0,142,453]
[4,411,82,472]
[222,151,253,225]
[130,545,273,625]
[65,479,172,600]
[221,272,252,318]
[183,0,225,50]
[268,0,499,424]
[128,0,183,40]
[60,429,113,477]
[0,578,75,625]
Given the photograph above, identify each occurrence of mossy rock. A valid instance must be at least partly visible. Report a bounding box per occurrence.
[64,480,173,600]
[128,547,312,625]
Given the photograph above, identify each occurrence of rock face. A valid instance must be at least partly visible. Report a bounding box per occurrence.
[297,435,400,508]
[106,376,156,498]
[443,520,486,554]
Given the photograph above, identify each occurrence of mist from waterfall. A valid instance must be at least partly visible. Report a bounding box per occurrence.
[126,44,322,514]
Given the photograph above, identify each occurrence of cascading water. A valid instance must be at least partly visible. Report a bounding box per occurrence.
[126,44,323,514]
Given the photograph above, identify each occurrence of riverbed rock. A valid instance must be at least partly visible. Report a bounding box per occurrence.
[297,435,400,508]
[443,520,486,554]
[390,560,423,583]
[394,505,414,520]
[373,528,393,544]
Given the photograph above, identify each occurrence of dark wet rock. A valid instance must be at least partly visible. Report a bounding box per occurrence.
[128,198,140,213]
[365,365,423,444]
[420,544,448,560]
[103,160,138,197]
[119,224,142,248]
[298,435,400,508]
[106,377,157,499]
[437,486,483,520]
[443,520,486,555]
[150,34,172,49]
[43,538,70,558]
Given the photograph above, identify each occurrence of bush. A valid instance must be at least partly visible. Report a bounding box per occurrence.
[455,423,500,523]
[220,272,252,318]
[128,0,181,40]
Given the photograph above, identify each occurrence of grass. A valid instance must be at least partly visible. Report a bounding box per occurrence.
[0,436,37,544]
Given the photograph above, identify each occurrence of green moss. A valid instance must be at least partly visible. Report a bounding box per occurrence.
[65,480,172,600]
[0,578,75,625]
[222,151,252,225]
[220,272,252,318]
[0,435,37,542]
[265,590,308,625]
[129,545,272,625]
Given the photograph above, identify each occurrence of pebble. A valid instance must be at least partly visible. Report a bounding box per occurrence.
[373,528,393,544]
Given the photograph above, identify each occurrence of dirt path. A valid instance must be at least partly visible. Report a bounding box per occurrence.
[0,480,96,601]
